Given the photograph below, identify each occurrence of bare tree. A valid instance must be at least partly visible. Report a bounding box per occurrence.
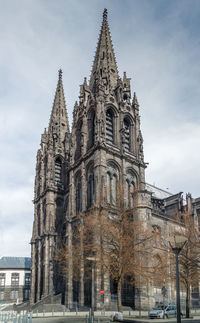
[56,188,157,312]
[167,212,200,318]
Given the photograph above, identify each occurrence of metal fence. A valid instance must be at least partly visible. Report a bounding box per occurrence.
[0,311,32,323]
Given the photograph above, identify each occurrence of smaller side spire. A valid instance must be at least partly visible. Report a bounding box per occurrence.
[133,92,139,108]
[48,70,70,147]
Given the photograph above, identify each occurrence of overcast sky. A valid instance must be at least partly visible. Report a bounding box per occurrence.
[0,0,200,257]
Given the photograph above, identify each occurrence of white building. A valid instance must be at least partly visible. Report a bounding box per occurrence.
[0,257,31,304]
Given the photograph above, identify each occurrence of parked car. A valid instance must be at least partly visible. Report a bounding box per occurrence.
[111,311,123,321]
[148,304,178,319]
[148,305,166,319]
[164,305,177,318]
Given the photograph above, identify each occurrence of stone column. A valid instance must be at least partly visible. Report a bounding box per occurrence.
[103,267,110,309]
[30,242,36,304]
[81,163,86,211]
[44,236,49,296]
[79,220,84,306]
[67,222,73,308]
[95,262,102,310]
[49,235,54,295]
[36,239,41,301]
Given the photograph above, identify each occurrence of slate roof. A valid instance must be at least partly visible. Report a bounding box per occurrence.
[0,257,31,269]
[146,183,173,200]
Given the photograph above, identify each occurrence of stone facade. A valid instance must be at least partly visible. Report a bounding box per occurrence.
[30,9,200,310]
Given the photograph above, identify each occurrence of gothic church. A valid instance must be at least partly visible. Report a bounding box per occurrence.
[31,9,200,310]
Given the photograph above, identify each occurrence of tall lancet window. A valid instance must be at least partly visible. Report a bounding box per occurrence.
[75,120,82,160]
[112,174,117,205]
[55,157,62,187]
[126,172,135,209]
[124,118,131,152]
[87,166,94,208]
[76,175,82,213]
[107,164,119,206]
[106,109,114,144]
[107,173,111,204]
[88,110,95,149]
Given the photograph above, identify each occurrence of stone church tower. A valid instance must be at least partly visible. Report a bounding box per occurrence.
[31,9,151,308]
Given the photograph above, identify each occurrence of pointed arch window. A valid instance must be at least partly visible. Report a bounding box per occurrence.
[75,120,82,160]
[87,167,94,208]
[76,176,82,213]
[125,173,135,209]
[88,110,95,149]
[107,173,111,204]
[106,109,114,144]
[112,175,117,205]
[107,166,118,206]
[55,158,62,187]
[130,182,134,208]
[124,118,131,152]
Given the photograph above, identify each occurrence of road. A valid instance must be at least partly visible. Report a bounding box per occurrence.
[32,317,200,323]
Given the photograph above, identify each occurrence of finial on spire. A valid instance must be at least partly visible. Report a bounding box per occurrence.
[58,69,63,80]
[103,8,108,19]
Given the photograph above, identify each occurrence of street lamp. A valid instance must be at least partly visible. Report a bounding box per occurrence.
[86,257,96,316]
[166,235,188,323]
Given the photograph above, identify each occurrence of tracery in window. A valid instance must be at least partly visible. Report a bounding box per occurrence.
[106,109,114,144]
[87,166,94,208]
[75,175,82,213]
[55,157,62,187]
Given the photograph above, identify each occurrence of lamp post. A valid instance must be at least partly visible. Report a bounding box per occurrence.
[167,235,188,323]
[87,257,96,317]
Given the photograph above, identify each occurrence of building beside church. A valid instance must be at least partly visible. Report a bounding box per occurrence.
[30,9,200,310]
[0,257,31,304]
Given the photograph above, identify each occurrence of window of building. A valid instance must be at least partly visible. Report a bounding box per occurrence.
[10,290,18,300]
[37,204,41,236]
[75,120,82,160]
[55,158,62,187]
[25,273,31,286]
[0,292,4,300]
[107,173,111,204]
[123,118,131,152]
[125,173,135,209]
[76,175,82,213]
[106,109,114,144]
[24,289,30,300]
[43,200,46,228]
[88,110,95,149]
[107,164,118,206]
[0,273,5,286]
[112,175,117,205]
[11,273,19,286]
[87,167,94,208]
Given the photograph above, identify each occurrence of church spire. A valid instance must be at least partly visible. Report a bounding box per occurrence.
[48,69,70,144]
[89,9,119,93]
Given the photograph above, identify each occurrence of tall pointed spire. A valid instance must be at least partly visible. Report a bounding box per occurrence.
[48,69,70,144]
[89,9,119,93]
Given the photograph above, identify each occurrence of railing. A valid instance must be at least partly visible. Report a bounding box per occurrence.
[0,311,32,323]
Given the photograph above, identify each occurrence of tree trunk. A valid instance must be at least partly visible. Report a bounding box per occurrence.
[186,284,190,318]
[117,280,122,312]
